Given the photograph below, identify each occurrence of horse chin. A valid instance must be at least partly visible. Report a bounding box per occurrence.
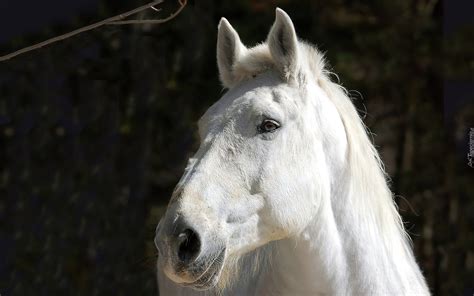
[182,248,226,291]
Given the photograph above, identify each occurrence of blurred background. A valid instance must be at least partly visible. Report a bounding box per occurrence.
[0,0,473,295]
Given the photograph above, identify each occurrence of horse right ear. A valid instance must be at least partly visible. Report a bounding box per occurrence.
[217,18,246,88]
[267,8,300,83]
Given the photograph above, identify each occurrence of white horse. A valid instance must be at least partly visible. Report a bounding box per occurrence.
[155,8,429,295]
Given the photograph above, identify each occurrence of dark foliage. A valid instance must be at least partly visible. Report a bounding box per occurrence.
[0,0,472,295]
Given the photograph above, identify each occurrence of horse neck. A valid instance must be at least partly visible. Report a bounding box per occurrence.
[322,169,428,295]
[256,170,428,295]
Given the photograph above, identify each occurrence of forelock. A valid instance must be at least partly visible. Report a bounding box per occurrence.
[232,41,328,85]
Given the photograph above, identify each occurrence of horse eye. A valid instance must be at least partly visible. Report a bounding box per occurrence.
[258,119,280,133]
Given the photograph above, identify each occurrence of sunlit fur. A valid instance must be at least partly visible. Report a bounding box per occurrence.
[157,8,429,295]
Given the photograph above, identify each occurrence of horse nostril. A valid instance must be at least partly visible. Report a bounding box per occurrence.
[177,228,201,265]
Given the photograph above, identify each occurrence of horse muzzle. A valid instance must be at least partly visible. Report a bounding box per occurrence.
[156,215,226,290]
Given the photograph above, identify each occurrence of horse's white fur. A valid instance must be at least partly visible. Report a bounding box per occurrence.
[157,8,429,295]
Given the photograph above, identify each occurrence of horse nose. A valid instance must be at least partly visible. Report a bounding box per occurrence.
[176,227,201,266]
[158,215,202,266]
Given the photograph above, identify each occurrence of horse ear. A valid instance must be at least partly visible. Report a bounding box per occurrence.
[267,8,299,81]
[217,18,246,88]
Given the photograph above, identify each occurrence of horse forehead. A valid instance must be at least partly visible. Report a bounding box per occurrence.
[222,71,295,104]
[230,85,296,112]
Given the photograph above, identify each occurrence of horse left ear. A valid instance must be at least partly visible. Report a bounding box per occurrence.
[267,8,299,82]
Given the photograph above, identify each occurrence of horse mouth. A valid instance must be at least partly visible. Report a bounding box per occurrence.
[182,248,226,290]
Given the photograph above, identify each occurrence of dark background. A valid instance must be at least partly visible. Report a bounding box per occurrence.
[0,0,473,295]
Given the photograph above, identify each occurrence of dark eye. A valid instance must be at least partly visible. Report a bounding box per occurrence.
[258,119,280,133]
